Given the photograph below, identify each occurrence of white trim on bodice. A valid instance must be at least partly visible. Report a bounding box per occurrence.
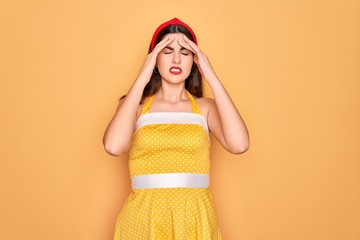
[135,112,209,133]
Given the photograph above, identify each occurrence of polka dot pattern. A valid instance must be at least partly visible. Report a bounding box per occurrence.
[129,124,210,176]
[113,91,222,239]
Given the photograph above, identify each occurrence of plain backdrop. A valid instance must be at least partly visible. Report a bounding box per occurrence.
[1,0,359,239]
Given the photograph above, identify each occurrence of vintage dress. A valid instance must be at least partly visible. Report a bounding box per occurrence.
[113,91,222,239]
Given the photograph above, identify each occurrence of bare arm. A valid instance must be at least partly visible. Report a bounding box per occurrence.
[102,80,145,156]
[206,81,249,154]
[103,36,175,156]
[180,36,249,154]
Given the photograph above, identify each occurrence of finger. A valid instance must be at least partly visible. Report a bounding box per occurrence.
[182,35,201,54]
[178,38,196,54]
[177,38,196,54]
[153,36,175,52]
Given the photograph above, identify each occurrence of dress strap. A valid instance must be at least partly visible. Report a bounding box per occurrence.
[141,91,201,114]
[186,90,201,114]
[141,95,155,115]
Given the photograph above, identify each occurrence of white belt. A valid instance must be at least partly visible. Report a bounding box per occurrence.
[132,173,209,189]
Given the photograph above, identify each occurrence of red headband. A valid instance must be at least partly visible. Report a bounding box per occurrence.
[150,18,197,50]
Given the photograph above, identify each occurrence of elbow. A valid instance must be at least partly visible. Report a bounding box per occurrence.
[228,141,250,155]
[103,141,128,157]
[104,146,122,156]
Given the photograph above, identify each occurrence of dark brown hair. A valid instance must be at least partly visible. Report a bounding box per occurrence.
[121,24,203,103]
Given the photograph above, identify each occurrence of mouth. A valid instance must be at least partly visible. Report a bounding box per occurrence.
[169,67,182,75]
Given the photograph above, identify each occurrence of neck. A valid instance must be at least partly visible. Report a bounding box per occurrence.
[155,84,188,103]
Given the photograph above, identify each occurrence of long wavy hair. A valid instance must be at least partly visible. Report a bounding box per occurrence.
[121,24,203,103]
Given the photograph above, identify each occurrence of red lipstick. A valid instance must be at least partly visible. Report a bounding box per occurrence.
[169,67,182,75]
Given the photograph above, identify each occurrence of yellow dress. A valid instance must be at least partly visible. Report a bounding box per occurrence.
[113,91,222,239]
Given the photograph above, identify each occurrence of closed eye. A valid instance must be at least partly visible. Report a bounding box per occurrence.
[164,46,173,54]
[163,47,191,55]
[181,49,191,55]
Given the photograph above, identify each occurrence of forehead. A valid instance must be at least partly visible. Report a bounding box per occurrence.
[163,32,186,39]
[163,33,187,47]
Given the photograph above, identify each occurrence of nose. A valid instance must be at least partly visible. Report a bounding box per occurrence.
[172,52,181,64]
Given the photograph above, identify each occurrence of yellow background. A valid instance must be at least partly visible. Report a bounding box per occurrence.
[1,0,359,239]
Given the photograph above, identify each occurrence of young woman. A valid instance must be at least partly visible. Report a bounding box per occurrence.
[103,17,249,240]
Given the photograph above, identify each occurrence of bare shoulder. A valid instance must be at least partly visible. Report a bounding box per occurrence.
[193,97,216,118]
[194,96,215,106]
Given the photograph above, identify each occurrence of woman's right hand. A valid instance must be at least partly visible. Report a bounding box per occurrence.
[103,36,175,156]
[137,36,175,82]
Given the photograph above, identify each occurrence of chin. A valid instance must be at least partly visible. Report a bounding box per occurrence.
[162,75,188,84]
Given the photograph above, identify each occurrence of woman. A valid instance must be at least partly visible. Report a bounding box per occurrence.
[103,17,249,240]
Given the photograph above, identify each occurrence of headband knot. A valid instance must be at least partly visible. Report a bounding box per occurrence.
[150,18,197,50]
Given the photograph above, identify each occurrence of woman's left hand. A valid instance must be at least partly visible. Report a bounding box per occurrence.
[177,36,218,83]
[179,36,249,154]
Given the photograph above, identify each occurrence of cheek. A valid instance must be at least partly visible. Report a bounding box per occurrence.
[156,57,169,75]
[156,54,171,67]
[183,57,194,70]
[156,55,164,65]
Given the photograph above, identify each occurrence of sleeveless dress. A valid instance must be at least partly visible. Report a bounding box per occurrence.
[113,91,222,239]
